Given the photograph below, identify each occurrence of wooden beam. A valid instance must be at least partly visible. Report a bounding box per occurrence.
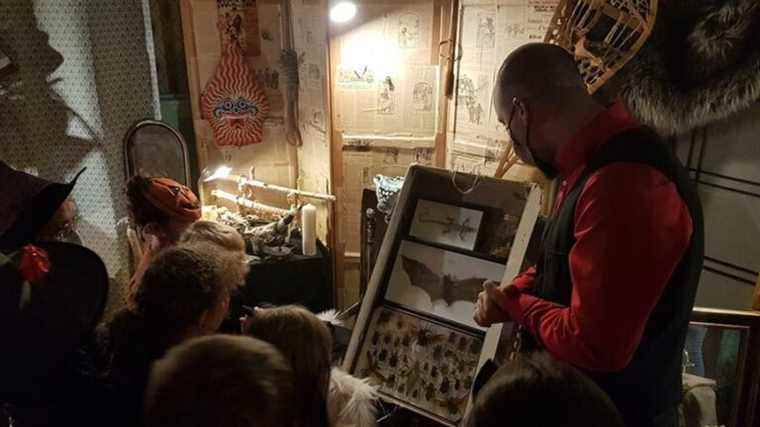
[327,9,345,309]
[179,0,206,188]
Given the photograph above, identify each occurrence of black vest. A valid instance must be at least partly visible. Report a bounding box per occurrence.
[532,128,704,426]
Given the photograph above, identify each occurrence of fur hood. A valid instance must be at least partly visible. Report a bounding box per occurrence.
[615,0,760,135]
[328,367,379,427]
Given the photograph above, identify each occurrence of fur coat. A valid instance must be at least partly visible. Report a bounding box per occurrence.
[614,0,760,135]
[328,367,379,427]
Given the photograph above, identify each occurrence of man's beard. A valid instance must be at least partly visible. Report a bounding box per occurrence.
[525,123,558,179]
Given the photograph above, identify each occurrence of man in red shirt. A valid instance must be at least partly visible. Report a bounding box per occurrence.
[474,43,703,427]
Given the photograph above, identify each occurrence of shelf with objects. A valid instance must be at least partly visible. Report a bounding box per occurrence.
[199,165,336,331]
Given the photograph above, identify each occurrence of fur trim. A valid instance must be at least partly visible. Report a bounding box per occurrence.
[328,367,379,427]
[317,309,343,328]
[615,0,760,135]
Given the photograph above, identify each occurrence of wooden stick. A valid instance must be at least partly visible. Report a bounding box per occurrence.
[211,189,293,218]
[227,174,337,202]
[280,0,301,188]
[443,0,460,99]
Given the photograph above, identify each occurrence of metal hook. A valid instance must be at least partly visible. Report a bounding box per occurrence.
[450,164,481,195]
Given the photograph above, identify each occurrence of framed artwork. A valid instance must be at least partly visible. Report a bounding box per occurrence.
[409,199,483,250]
[344,165,543,425]
[385,240,505,330]
[683,308,760,427]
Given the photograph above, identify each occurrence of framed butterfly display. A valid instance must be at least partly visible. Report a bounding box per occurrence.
[344,165,543,425]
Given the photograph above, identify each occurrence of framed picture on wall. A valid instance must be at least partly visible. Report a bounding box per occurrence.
[683,308,760,427]
[344,165,543,426]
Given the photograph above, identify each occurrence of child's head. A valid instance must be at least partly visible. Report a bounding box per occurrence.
[179,220,248,290]
[179,220,245,253]
[467,352,624,427]
[135,242,240,341]
[244,305,332,427]
[126,175,201,245]
[145,335,294,427]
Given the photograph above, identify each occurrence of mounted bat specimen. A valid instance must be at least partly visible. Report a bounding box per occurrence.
[401,255,486,306]
[386,240,505,329]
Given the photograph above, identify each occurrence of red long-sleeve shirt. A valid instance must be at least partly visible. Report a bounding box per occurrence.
[501,103,694,372]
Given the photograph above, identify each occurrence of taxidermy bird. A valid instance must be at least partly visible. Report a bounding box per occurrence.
[401,256,485,306]
[245,213,294,253]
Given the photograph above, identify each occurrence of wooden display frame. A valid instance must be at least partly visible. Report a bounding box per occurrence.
[343,165,542,425]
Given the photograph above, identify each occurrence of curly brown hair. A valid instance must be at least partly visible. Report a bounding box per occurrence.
[133,243,235,336]
[99,243,240,391]
[146,335,295,427]
[245,305,332,427]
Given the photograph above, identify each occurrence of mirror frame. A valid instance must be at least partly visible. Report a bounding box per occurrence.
[123,119,191,186]
[689,307,760,427]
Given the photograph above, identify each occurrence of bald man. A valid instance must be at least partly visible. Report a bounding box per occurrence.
[474,43,703,427]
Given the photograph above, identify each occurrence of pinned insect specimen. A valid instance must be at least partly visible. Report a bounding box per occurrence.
[435,393,469,417]
[402,334,412,347]
[469,339,481,355]
[404,360,423,393]
[425,383,436,401]
[439,378,451,394]
[433,345,443,361]
[409,323,446,348]
[386,374,397,389]
[457,336,468,352]
[417,210,478,241]
[389,352,399,368]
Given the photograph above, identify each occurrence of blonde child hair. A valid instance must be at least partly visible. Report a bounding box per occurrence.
[245,305,332,427]
[179,220,245,253]
[179,220,248,287]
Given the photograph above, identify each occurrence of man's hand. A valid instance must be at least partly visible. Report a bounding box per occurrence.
[473,280,515,327]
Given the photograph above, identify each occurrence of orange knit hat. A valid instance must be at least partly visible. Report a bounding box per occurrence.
[142,177,201,222]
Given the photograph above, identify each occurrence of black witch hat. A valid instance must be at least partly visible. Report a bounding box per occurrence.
[0,161,85,251]
[0,162,108,401]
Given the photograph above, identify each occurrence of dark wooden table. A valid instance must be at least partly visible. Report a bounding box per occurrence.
[220,240,332,333]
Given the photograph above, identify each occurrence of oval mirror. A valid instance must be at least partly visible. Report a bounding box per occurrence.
[123,119,191,186]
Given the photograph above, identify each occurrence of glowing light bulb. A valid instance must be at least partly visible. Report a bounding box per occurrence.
[204,165,232,182]
[330,1,357,23]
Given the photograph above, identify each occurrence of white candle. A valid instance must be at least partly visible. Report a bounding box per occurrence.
[302,204,317,256]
